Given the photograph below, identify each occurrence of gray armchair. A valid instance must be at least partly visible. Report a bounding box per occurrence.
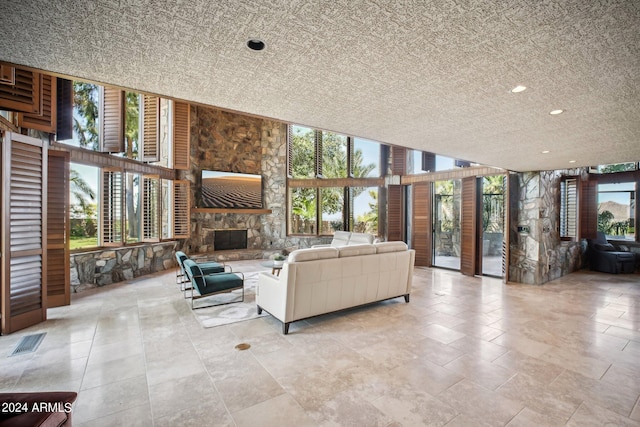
[587,232,635,274]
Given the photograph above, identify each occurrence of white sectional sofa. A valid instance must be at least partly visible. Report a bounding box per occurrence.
[256,241,415,334]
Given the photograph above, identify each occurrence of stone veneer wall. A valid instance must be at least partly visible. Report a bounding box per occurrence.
[70,241,177,289]
[509,170,586,285]
[179,106,324,259]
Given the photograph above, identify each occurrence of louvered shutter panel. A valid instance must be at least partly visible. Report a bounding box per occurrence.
[0,64,14,84]
[142,175,160,241]
[287,125,293,177]
[101,169,123,245]
[391,146,406,175]
[1,132,47,334]
[99,86,124,153]
[56,78,73,141]
[315,130,323,177]
[421,152,436,172]
[387,185,404,241]
[460,176,478,276]
[141,95,160,162]
[18,74,56,133]
[173,180,190,238]
[579,177,598,240]
[47,151,70,307]
[173,102,190,170]
[0,63,41,114]
[412,182,432,266]
[560,177,578,239]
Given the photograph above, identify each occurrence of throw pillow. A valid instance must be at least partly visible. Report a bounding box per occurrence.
[617,245,629,252]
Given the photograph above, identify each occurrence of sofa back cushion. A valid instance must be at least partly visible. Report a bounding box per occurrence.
[288,247,339,262]
[348,232,374,245]
[338,244,376,257]
[330,231,351,247]
[375,241,408,253]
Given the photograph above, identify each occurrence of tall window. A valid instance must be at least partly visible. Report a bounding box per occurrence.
[70,163,99,249]
[320,187,344,234]
[352,186,378,234]
[598,182,636,240]
[287,125,383,236]
[289,125,315,178]
[289,187,316,235]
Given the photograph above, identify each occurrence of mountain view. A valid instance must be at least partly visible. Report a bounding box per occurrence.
[599,200,630,220]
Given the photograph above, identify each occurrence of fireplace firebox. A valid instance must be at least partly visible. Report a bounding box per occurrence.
[214,229,247,251]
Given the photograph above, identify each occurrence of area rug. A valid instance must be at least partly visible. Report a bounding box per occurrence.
[190,271,268,328]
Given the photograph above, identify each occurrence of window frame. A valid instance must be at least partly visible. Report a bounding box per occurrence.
[286,124,386,237]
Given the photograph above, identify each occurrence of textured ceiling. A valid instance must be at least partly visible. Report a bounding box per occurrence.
[1,0,639,172]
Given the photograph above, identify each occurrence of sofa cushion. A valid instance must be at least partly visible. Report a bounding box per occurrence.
[338,244,376,257]
[289,247,339,262]
[349,232,375,245]
[330,231,352,247]
[375,241,408,253]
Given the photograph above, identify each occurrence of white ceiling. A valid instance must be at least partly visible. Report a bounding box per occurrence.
[1,0,639,172]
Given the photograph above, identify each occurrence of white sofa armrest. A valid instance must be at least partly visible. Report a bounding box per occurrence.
[256,271,288,323]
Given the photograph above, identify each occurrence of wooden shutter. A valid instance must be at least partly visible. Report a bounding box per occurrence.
[99,86,124,153]
[387,185,404,241]
[287,125,293,177]
[100,168,123,246]
[18,74,56,133]
[560,177,578,239]
[0,65,14,84]
[141,95,160,162]
[421,152,436,172]
[0,63,41,114]
[579,177,598,240]
[460,176,478,276]
[1,132,47,334]
[412,182,432,266]
[56,78,73,141]
[173,101,190,170]
[142,175,160,241]
[47,151,70,307]
[315,131,323,177]
[391,146,406,175]
[173,180,190,238]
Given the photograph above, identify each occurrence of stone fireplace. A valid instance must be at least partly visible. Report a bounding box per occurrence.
[214,229,247,251]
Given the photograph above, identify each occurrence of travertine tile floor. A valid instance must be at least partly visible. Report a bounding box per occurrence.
[1,261,639,426]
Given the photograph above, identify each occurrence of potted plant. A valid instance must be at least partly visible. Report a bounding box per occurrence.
[272,253,286,267]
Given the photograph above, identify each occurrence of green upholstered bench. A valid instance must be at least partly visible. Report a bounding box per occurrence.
[183,259,244,309]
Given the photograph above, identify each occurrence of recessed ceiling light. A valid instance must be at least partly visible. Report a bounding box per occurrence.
[569,160,576,163]
[541,150,550,154]
[246,39,265,51]
[550,109,564,115]
[511,85,527,93]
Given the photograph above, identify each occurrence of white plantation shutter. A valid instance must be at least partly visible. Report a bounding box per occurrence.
[173,180,190,238]
[142,175,160,241]
[101,168,123,245]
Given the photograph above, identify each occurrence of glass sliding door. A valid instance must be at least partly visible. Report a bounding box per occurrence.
[481,175,505,277]
[433,179,461,270]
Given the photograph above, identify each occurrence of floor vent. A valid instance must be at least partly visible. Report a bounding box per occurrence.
[9,333,46,357]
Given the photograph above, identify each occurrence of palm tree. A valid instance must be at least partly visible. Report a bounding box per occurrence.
[70,169,96,214]
[73,82,99,150]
